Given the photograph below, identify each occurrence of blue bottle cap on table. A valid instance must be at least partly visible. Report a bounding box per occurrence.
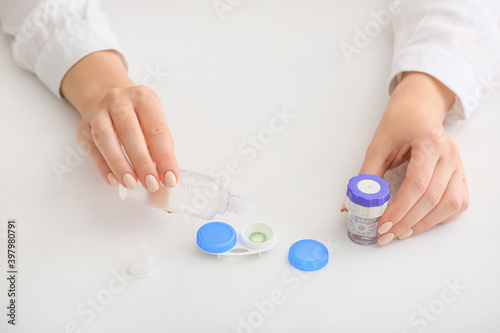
[197,222,237,254]
[346,174,390,208]
[288,239,329,271]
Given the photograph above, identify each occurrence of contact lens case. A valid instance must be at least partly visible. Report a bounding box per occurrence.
[196,222,277,257]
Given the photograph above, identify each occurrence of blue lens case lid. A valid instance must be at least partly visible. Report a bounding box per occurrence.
[288,239,329,271]
[196,222,237,254]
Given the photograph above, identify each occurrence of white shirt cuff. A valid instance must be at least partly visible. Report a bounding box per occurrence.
[35,18,127,99]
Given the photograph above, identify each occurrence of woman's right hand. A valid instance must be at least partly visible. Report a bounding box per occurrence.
[62,51,179,191]
[77,85,179,191]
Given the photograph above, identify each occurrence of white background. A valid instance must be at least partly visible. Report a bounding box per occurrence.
[1,0,499,332]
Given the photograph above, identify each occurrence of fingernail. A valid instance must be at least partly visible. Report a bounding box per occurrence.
[164,171,177,188]
[378,233,394,246]
[398,229,414,240]
[107,173,119,186]
[123,173,137,189]
[145,174,160,192]
[378,222,393,234]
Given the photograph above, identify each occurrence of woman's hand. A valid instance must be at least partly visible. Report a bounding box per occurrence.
[61,51,179,191]
[360,72,469,246]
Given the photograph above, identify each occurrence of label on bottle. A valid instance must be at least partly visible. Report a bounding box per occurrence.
[347,215,378,238]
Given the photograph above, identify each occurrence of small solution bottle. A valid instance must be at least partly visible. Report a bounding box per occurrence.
[344,174,390,245]
[119,169,256,220]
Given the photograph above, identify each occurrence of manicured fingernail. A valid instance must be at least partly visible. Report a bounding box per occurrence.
[145,174,159,192]
[164,171,177,188]
[107,173,119,186]
[378,233,394,246]
[398,229,414,240]
[123,173,137,189]
[378,222,393,234]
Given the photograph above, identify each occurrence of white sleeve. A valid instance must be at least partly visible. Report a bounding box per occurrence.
[0,0,127,99]
[389,0,500,119]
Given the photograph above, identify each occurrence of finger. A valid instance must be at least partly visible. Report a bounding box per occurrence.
[442,177,469,221]
[90,113,138,189]
[133,86,179,187]
[76,122,118,185]
[108,88,160,192]
[402,172,467,238]
[387,158,456,238]
[379,141,439,227]
[359,143,394,178]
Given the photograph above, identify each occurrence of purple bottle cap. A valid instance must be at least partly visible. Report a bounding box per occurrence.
[346,174,390,208]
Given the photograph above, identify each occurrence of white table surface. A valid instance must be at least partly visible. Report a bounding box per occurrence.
[1,1,499,332]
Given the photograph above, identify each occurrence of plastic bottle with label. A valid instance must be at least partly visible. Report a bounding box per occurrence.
[119,169,256,220]
[345,174,390,245]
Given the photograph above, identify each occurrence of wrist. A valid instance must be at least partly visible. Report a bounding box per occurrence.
[386,72,455,125]
[61,50,134,117]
